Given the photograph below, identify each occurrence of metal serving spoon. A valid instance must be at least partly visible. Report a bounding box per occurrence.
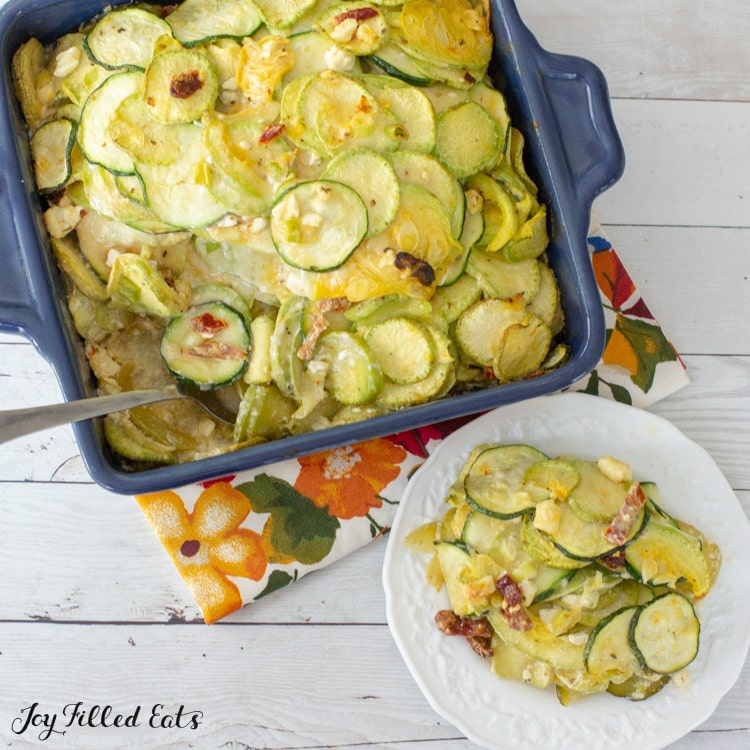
[0,382,238,446]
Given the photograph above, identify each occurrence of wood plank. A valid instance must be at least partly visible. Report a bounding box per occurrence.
[514,0,750,102]
[601,225,750,356]
[594,100,750,229]
[0,621,746,749]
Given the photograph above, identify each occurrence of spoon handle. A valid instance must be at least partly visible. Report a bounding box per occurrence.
[0,385,182,445]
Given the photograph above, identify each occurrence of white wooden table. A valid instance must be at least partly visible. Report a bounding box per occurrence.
[1,1,748,748]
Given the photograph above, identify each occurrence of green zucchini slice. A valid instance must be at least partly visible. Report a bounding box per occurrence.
[464,444,550,519]
[160,302,251,388]
[366,43,432,87]
[435,100,503,179]
[315,2,388,56]
[322,148,400,237]
[144,49,219,124]
[270,180,368,271]
[165,0,263,46]
[365,317,436,385]
[85,7,173,70]
[629,592,700,674]
[78,71,143,174]
[314,330,383,405]
[30,117,76,192]
[583,605,640,680]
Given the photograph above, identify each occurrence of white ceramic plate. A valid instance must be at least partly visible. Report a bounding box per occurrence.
[383,392,750,750]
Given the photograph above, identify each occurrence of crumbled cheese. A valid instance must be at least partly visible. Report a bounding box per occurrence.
[324,44,356,72]
[671,669,691,691]
[216,213,241,228]
[518,578,537,607]
[301,212,322,228]
[52,46,81,78]
[196,419,216,438]
[43,203,84,238]
[329,18,359,42]
[533,498,561,535]
[567,631,589,646]
[597,455,633,483]
[465,188,484,214]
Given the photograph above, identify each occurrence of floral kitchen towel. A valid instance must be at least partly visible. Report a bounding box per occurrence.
[136,218,689,624]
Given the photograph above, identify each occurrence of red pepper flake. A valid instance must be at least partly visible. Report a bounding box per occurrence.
[259,122,285,144]
[496,573,533,631]
[170,70,204,99]
[334,6,379,24]
[191,312,228,335]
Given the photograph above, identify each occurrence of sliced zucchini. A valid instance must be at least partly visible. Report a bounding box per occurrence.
[85,7,173,70]
[546,501,647,563]
[78,71,143,173]
[30,118,76,192]
[106,252,183,317]
[365,316,436,385]
[629,592,700,674]
[108,93,188,167]
[165,0,263,46]
[233,382,295,442]
[367,78,436,154]
[487,611,586,672]
[190,283,253,325]
[492,313,552,382]
[466,250,540,303]
[390,150,464,238]
[523,459,581,502]
[466,172,518,252]
[160,301,251,388]
[374,325,455,409]
[144,48,219,124]
[567,459,631,523]
[469,81,510,148]
[104,411,176,464]
[526,262,562,332]
[50,234,109,301]
[454,298,528,367]
[286,31,354,80]
[520,516,588,571]
[315,2,388,56]
[136,124,228,229]
[430,273,482,324]
[270,180,368,271]
[269,294,307,399]
[314,330,383,405]
[624,518,712,599]
[322,148,400,237]
[11,37,47,129]
[245,315,275,385]
[434,100,503,180]
[366,42,432,87]
[346,294,432,329]
[503,205,549,262]
[398,0,492,70]
[583,606,640,679]
[436,540,500,616]
[464,444,550,519]
[252,0,318,30]
[606,673,670,701]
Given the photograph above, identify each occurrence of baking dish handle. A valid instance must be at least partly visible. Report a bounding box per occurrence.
[535,50,626,210]
[0,173,47,343]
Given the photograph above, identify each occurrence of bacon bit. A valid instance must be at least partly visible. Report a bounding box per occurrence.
[191,312,228,335]
[259,122,285,144]
[394,252,436,286]
[599,549,627,570]
[435,610,494,658]
[604,481,647,545]
[187,340,247,360]
[484,367,496,380]
[335,6,379,24]
[296,313,329,360]
[463,72,476,85]
[170,70,204,99]
[496,574,533,631]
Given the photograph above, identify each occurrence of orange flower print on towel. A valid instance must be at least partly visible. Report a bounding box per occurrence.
[137,481,267,624]
[295,438,407,520]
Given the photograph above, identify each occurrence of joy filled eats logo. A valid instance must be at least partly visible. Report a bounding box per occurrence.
[11,701,203,741]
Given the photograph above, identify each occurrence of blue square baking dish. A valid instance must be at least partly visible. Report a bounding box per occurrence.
[0,0,625,494]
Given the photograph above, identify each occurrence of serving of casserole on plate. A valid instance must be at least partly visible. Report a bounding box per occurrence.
[0,0,624,492]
